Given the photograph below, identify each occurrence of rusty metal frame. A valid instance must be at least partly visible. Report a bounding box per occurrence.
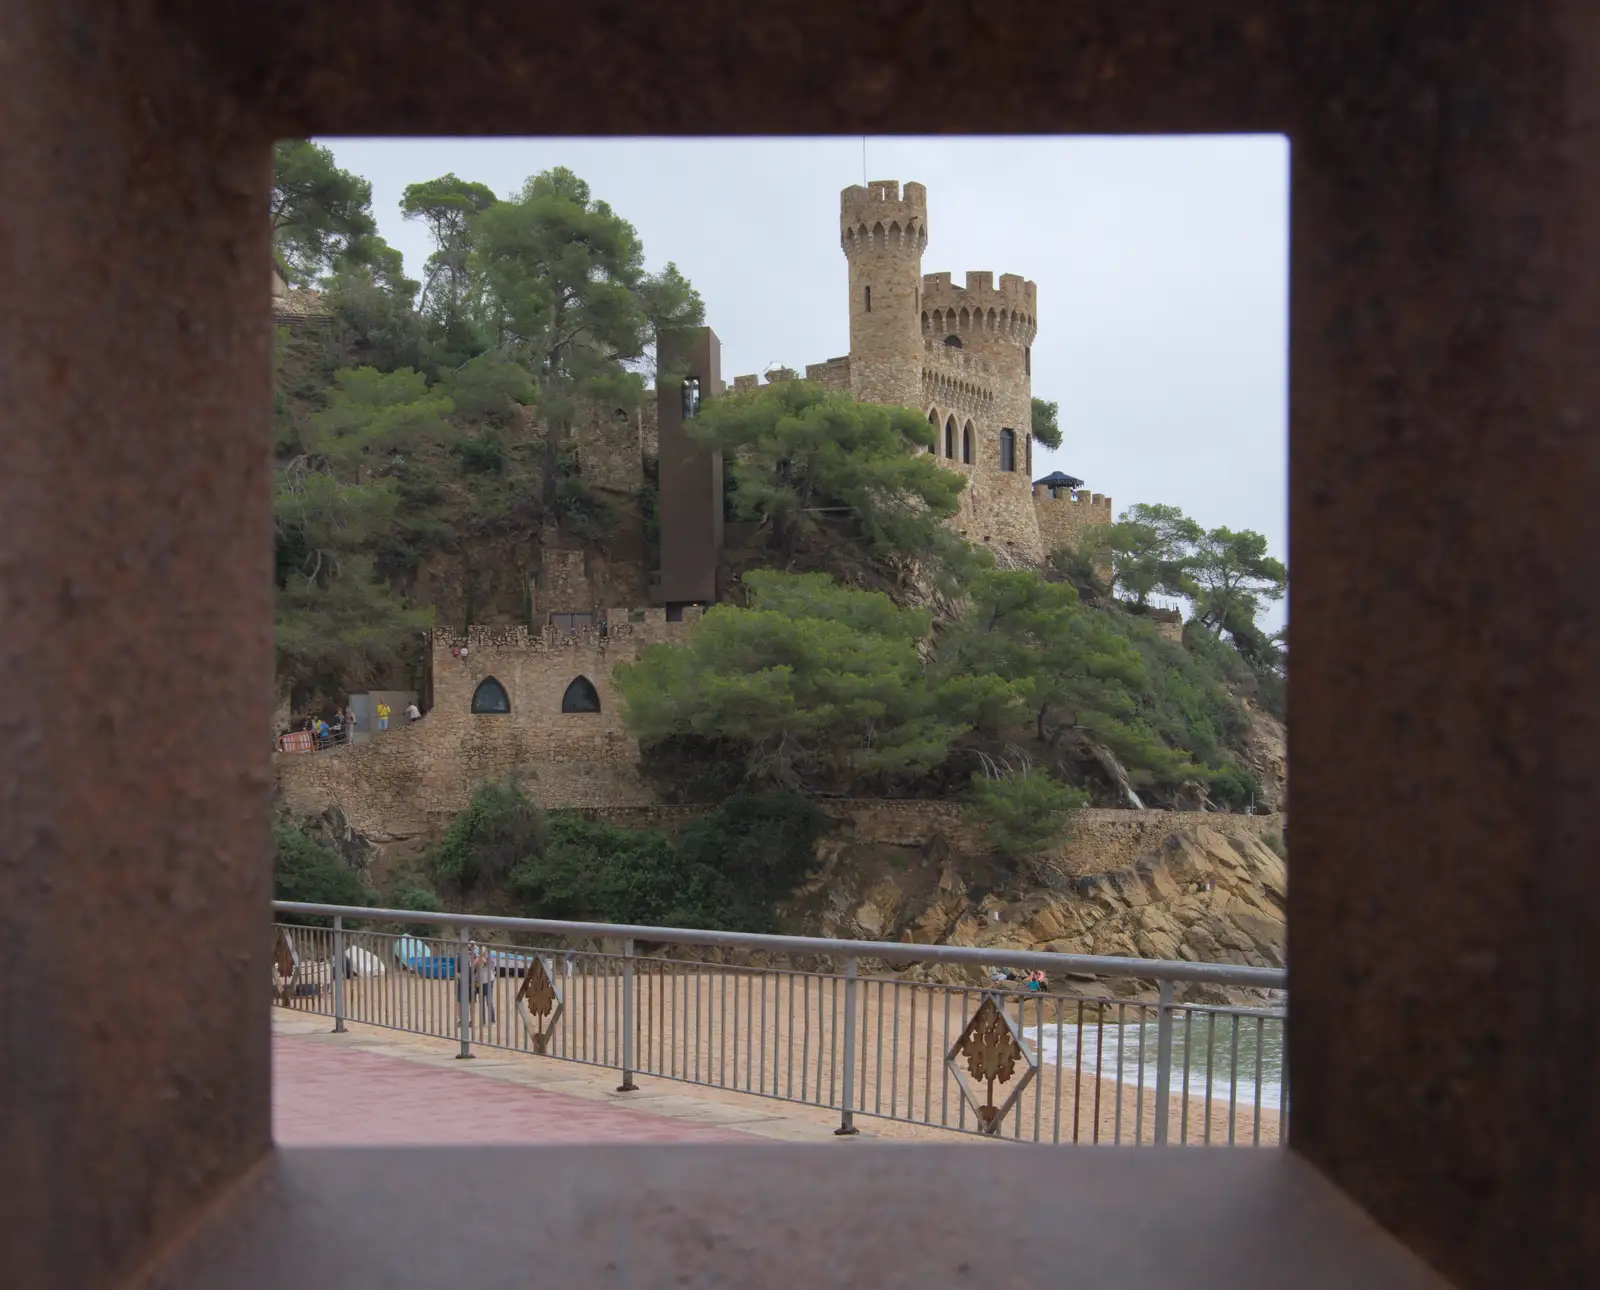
[4,2,1595,1288]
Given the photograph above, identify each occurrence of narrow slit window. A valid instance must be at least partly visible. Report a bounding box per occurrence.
[999,428,1016,473]
[864,285,871,313]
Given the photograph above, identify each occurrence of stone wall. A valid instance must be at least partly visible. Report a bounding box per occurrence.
[1033,486,1114,554]
[803,356,852,392]
[585,799,1281,879]
[275,611,697,837]
[566,400,645,496]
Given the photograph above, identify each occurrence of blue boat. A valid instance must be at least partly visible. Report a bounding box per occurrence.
[392,936,458,978]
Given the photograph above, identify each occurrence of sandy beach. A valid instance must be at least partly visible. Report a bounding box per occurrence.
[278,936,1282,1148]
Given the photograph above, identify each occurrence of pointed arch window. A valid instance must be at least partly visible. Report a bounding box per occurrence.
[561,675,602,714]
[927,409,939,453]
[944,417,957,459]
[999,428,1017,474]
[471,677,511,715]
[962,422,974,465]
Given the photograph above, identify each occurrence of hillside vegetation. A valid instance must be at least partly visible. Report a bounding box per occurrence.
[271,142,1287,927]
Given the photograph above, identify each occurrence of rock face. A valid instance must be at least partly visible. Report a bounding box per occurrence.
[784,824,1287,1006]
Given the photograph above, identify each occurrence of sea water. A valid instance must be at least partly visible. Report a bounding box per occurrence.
[1031,1011,1285,1111]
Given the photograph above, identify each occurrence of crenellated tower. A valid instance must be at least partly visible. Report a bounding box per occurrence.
[920,270,1038,477]
[840,180,928,409]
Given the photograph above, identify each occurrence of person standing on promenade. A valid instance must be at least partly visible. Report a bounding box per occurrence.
[472,944,497,1029]
[376,700,390,732]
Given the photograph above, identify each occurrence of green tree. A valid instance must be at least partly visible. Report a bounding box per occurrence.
[615,571,959,789]
[401,173,499,342]
[965,769,1086,860]
[688,380,963,562]
[1095,503,1202,608]
[473,167,704,513]
[1030,396,1063,450]
[272,141,379,286]
[305,367,456,472]
[274,367,449,695]
[936,569,1146,743]
[1186,526,1288,638]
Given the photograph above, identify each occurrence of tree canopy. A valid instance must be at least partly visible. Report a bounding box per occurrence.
[688,380,964,562]
[270,161,704,710]
[1030,396,1063,450]
[473,167,705,506]
[272,141,380,286]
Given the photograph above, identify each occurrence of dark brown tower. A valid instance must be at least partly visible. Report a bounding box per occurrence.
[655,326,723,607]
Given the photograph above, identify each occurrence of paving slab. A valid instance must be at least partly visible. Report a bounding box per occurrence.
[274,1032,753,1145]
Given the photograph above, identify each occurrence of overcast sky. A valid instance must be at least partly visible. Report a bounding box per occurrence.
[320,136,1289,625]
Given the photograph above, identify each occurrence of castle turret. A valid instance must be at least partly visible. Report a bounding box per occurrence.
[921,269,1038,474]
[840,180,927,409]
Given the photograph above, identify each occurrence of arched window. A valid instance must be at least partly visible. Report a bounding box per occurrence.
[962,422,974,465]
[471,677,510,715]
[927,409,938,453]
[998,428,1017,474]
[943,335,963,349]
[944,416,957,459]
[561,675,602,714]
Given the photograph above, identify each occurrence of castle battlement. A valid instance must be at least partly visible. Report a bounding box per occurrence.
[433,607,700,658]
[840,180,928,257]
[920,269,1036,329]
[1032,487,1113,513]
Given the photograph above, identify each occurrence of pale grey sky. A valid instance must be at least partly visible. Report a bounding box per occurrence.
[321,136,1289,626]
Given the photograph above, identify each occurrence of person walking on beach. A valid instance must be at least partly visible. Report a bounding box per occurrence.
[376,700,391,732]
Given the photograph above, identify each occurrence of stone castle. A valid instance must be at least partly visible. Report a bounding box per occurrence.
[276,181,1122,830]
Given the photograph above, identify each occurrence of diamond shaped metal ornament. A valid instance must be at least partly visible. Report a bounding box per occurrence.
[946,993,1038,1135]
[514,954,566,1054]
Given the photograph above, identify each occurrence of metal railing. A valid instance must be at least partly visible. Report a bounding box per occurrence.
[272,901,1287,1147]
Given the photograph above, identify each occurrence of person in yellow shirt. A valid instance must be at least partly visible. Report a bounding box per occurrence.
[376,701,391,732]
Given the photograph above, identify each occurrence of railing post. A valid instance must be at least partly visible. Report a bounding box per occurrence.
[1154,979,1175,1146]
[331,915,346,1034]
[617,937,637,1092]
[456,928,473,1060]
[835,956,861,1136]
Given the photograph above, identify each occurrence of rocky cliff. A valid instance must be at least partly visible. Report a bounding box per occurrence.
[785,821,1286,1006]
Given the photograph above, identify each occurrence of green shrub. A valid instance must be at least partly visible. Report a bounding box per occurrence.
[1204,761,1263,810]
[427,781,549,895]
[273,816,371,923]
[497,791,827,931]
[964,769,1086,861]
[674,792,829,931]
[454,432,507,475]
[507,815,704,925]
[390,880,444,934]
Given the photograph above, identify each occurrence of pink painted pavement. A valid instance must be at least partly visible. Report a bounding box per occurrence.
[273,1034,752,1145]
